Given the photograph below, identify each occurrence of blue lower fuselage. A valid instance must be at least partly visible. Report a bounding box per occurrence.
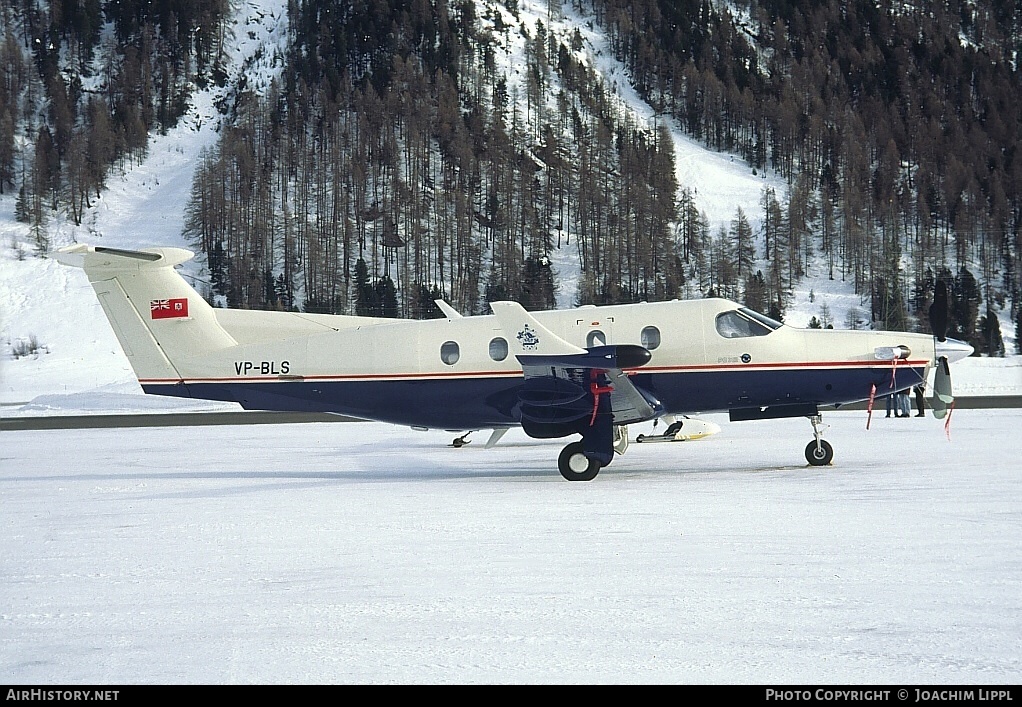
[143,363,927,430]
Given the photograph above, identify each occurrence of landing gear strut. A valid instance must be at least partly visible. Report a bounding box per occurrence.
[613,425,629,455]
[805,414,834,466]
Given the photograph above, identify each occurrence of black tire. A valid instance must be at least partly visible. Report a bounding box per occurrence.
[805,439,834,466]
[558,441,601,481]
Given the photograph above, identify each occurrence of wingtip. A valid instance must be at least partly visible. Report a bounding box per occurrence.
[54,244,89,268]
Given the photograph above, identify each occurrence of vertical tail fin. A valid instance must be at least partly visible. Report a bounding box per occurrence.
[56,245,236,383]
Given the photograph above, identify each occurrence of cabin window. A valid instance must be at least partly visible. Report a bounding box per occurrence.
[586,330,607,348]
[489,337,508,361]
[440,341,460,365]
[640,326,661,350]
[715,309,779,339]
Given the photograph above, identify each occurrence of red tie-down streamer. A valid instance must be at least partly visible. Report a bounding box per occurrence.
[589,369,614,427]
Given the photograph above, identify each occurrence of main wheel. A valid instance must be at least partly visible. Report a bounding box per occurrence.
[805,439,834,466]
[558,441,602,481]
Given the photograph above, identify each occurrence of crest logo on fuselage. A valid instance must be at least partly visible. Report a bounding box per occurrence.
[517,324,540,350]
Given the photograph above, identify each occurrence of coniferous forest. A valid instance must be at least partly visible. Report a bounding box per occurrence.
[2,0,1021,355]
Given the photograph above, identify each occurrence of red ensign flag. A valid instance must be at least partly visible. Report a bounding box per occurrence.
[150,298,189,319]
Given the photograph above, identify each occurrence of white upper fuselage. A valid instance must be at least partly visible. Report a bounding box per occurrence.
[167,298,936,387]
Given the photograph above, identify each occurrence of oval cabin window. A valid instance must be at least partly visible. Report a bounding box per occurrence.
[640,326,661,350]
[489,337,508,361]
[586,330,607,348]
[440,341,460,365]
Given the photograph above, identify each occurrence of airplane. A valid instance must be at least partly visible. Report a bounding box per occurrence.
[56,244,974,481]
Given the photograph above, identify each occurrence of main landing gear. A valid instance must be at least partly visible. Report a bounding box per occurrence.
[558,441,602,481]
[556,426,629,481]
[804,414,834,466]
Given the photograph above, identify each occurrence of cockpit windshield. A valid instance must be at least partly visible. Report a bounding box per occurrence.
[715,308,783,339]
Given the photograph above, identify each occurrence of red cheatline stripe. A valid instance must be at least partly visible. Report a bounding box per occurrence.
[140,370,526,384]
[642,359,930,372]
[139,359,929,385]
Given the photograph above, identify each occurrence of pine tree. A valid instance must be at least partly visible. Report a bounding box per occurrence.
[374,276,399,318]
[520,255,557,311]
[0,109,14,194]
[354,258,376,317]
[743,270,768,313]
[819,301,833,329]
[730,206,755,282]
[844,307,866,330]
[979,309,1005,357]
[14,183,29,223]
[950,268,981,350]
[411,284,444,320]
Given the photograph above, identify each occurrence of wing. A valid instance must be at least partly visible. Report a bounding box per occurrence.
[489,301,662,427]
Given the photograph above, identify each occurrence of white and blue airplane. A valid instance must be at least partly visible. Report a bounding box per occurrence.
[57,244,973,480]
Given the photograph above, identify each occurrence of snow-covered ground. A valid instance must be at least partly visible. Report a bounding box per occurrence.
[3,411,1020,683]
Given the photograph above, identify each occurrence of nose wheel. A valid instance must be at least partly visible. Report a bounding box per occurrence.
[805,414,833,466]
[805,439,834,465]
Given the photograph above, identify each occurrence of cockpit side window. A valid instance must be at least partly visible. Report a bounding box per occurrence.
[738,307,783,331]
[715,309,777,338]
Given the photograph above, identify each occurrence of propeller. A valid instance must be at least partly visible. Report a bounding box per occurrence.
[927,279,972,419]
[928,280,948,343]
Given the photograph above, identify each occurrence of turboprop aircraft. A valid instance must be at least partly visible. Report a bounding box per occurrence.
[57,244,973,481]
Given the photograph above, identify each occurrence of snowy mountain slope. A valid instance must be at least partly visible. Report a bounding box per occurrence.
[0,0,1018,408]
[0,0,290,403]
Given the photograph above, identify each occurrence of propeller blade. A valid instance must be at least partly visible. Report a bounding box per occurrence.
[931,356,955,419]
[928,281,970,420]
[929,280,949,342]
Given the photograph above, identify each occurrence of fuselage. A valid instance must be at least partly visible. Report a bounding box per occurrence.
[141,298,936,430]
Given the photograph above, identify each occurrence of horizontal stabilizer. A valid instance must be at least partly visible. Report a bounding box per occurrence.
[56,244,195,271]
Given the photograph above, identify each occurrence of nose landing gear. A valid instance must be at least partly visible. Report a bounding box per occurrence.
[805,414,834,466]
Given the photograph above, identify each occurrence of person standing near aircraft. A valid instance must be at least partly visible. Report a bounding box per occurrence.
[897,390,912,417]
[887,390,911,417]
[914,383,927,417]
